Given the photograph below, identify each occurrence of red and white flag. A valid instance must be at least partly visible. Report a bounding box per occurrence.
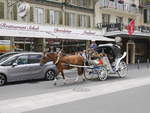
[125,19,135,35]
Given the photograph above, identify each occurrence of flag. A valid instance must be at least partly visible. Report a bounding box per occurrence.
[125,19,135,35]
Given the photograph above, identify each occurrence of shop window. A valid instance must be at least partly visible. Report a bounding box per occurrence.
[0,2,4,19]
[34,8,44,24]
[49,10,62,25]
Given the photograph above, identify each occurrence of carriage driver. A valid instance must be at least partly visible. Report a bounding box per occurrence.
[90,39,97,51]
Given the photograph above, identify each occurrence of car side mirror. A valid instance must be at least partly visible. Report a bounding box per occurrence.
[12,62,17,67]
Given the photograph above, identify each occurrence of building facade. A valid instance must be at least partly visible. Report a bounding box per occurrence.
[0,0,105,54]
[0,0,150,64]
[95,0,150,64]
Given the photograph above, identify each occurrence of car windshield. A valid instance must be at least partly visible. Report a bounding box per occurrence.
[0,53,18,63]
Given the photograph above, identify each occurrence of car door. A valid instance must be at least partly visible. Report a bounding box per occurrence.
[28,54,43,79]
[7,55,31,81]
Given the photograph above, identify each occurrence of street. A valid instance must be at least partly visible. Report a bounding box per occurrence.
[0,64,150,113]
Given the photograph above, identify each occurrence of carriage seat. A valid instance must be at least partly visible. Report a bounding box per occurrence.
[87,59,103,66]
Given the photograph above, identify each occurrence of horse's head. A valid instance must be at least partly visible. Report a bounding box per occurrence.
[40,52,57,66]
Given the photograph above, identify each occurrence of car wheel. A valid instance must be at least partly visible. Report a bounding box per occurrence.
[0,74,6,86]
[45,70,55,81]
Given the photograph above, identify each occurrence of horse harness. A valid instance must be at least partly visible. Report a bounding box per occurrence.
[55,55,61,65]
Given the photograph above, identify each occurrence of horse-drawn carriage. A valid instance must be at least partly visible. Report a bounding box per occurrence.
[84,43,127,81]
[40,43,127,85]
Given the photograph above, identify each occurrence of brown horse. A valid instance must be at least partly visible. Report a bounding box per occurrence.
[40,51,85,85]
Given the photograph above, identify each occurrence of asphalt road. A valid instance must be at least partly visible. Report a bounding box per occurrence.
[24,84,150,113]
[0,64,150,113]
[0,65,149,101]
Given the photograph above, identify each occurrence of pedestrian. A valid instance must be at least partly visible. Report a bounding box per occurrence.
[90,40,97,51]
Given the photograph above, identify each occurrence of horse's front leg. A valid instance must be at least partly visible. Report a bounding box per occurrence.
[61,71,68,84]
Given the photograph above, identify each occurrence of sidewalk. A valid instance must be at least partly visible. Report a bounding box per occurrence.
[128,63,150,70]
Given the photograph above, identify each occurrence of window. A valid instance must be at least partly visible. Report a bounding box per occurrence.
[102,14,110,24]
[65,12,77,27]
[49,10,62,25]
[28,54,42,64]
[147,9,150,23]
[1,57,17,66]
[144,9,148,23]
[128,18,133,23]
[17,55,28,65]
[30,7,34,22]
[70,0,78,5]
[116,16,123,24]
[79,15,90,28]
[46,0,59,2]
[0,2,4,19]
[69,0,91,8]
[13,4,17,20]
[34,8,44,24]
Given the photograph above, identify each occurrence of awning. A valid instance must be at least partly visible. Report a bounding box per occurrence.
[0,21,114,41]
[52,32,115,41]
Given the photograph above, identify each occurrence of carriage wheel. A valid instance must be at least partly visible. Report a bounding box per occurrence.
[84,68,94,80]
[117,61,128,78]
[97,67,108,81]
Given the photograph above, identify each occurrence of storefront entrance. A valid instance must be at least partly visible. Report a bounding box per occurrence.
[126,41,135,64]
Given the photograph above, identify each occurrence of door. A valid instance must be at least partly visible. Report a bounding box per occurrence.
[28,54,43,79]
[127,42,135,64]
[6,55,30,81]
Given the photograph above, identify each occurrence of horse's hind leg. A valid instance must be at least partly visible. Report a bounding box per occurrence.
[54,78,57,86]
[54,72,59,86]
[77,68,86,82]
[75,75,79,82]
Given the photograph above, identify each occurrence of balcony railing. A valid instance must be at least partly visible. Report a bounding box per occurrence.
[97,23,150,33]
[99,0,139,14]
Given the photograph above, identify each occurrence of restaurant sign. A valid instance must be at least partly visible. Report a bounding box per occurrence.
[0,21,104,40]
